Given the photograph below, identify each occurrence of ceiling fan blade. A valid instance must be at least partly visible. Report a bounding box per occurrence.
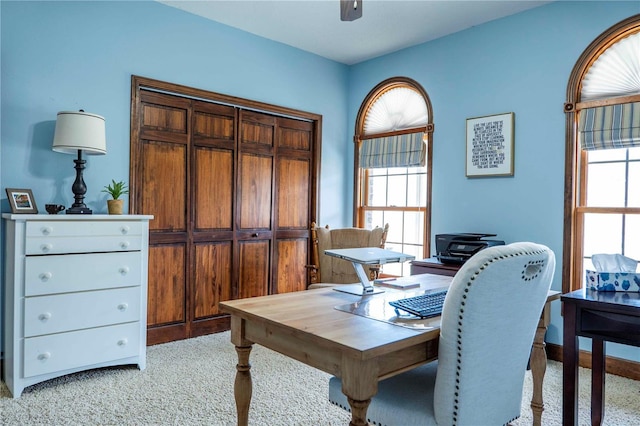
[340,0,362,21]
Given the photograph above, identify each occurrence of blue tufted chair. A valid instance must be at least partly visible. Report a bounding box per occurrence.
[328,242,555,425]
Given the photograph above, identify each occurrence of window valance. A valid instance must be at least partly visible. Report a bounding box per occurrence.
[579,101,640,150]
[359,133,426,169]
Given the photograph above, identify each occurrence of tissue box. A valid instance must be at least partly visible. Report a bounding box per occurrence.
[586,270,640,292]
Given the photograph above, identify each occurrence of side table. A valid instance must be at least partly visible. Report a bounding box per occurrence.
[562,289,640,426]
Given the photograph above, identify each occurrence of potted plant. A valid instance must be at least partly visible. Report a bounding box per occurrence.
[102,179,129,215]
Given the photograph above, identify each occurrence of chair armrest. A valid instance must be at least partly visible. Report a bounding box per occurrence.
[306,264,319,284]
[368,265,381,280]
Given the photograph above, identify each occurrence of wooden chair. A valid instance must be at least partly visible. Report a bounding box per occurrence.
[307,222,389,289]
[328,242,555,425]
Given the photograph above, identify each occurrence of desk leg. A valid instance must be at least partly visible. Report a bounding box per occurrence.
[234,345,253,426]
[346,397,372,426]
[342,357,377,426]
[562,302,579,426]
[230,316,253,426]
[530,315,548,426]
[591,338,606,426]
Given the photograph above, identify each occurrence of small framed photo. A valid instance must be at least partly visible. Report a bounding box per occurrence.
[466,112,515,177]
[6,188,38,214]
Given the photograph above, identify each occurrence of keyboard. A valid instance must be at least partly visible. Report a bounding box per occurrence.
[388,290,447,318]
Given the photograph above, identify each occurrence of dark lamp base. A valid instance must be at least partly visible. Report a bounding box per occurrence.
[66,206,93,214]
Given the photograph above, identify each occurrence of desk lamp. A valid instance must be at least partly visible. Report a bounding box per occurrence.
[52,110,106,214]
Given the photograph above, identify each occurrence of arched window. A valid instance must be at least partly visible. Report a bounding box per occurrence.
[354,77,434,276]
[563,14,640,293]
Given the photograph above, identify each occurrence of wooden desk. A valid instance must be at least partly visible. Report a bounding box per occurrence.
[220,274,559,426]
[562,289,640,426]
[410,257,461,277]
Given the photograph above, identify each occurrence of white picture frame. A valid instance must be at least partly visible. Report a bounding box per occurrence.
[465,112,515,177]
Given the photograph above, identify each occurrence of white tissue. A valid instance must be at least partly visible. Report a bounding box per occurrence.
[591,253,638,273]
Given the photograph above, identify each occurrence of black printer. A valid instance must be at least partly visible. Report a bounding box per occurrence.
[436,233,505,264]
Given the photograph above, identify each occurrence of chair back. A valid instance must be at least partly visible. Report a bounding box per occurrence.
[434,242,555,425]
[309,223,389,284]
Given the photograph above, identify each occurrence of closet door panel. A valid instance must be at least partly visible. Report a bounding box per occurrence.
[239,153,273,230]
[147,244,186,326]
[194,147,233,231]
[143,141,187,232]
[194,242,232,319]
[277,157,310,229]
[241,111,275,148]
[238,240,270,299]
[142,102,187,133]
[278,117,312,151]
[275,239,307,293]
[193,103,235,143]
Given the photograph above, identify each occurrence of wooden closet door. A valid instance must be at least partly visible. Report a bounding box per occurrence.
[273,117,314,294]
[237,111,275,299]
[136,91,190,344]
[131,77,321,345]
[191,101,236,337]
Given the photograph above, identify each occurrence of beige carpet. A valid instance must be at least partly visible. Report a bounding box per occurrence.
[1,331,638,425]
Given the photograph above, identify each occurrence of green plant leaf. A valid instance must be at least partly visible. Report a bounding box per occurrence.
[101,179,129,200]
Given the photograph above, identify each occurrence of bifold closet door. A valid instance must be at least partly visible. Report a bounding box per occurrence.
[191,101,236,336]
[237,111,274,299]
[273,117,314,294]
[131,77,319,345]
[136,90,191,344]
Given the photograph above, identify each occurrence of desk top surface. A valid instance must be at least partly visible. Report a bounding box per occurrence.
[220,273,560,357]
[562,288,640,310]
[220,274,451,357]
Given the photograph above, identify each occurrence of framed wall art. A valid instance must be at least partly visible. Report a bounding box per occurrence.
[465,112,514,177]
[6,188,38,214]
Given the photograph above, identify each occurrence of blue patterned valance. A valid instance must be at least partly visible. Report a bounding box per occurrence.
[359,133,426,169]
[579,102,640,150]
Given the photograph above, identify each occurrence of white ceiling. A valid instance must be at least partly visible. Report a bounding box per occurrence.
[159,0,552,65]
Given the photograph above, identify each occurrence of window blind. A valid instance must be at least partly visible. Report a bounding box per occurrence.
[359,133,426,169]
[579,102,640,150]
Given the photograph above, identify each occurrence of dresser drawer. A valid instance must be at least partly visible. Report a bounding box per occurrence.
[23,322,140,378]
[24,287,141,337]
[25,251,142,296]
[25,221,143,255]
[26,221,143,238]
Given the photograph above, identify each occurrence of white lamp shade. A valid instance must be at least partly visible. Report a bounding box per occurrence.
[52,111,107,155]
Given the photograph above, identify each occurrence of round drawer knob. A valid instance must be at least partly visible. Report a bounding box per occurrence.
[37,352,51,361]
[120,241,130,249]
[119,266,130,276]
[117,303,128,311]
[38,312,52,321]
[40,243,53,253]
[39,272,53,282]
[117,339,128,347]
[120,226,130,235]
[41,226,53,236]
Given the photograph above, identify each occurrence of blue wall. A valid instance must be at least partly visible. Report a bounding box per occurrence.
[0,0,350,223]
[2,1,640,361]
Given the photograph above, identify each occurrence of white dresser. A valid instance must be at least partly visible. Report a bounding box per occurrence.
[2,214,153,398]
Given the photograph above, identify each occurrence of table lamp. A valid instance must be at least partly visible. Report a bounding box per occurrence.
[52,110,106,214]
